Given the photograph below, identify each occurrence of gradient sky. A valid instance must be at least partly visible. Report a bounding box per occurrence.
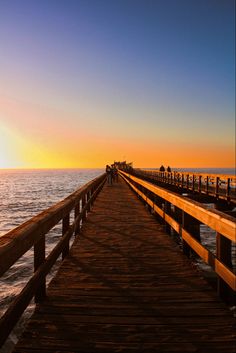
[0,0,235,168]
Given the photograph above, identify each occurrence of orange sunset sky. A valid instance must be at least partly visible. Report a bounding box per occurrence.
[0,1,235,169]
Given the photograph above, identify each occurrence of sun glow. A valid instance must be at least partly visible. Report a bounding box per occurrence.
[0,123,22,168]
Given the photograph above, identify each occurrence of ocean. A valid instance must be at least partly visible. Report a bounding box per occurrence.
[0,167,235,352]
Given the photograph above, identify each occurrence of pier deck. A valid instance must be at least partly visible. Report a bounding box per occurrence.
[13,178,235,353]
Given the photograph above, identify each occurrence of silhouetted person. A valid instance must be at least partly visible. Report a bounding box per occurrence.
[112,166,118,182]
[159,165,165,172]
[106,165,112,185]
[167,166,171,172]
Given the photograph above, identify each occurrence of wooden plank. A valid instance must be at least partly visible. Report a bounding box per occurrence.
[12,177,236,353]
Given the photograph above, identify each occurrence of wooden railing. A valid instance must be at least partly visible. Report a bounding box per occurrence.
[119,170,236,302]
[0,173,106,347]
[132,169,236,203]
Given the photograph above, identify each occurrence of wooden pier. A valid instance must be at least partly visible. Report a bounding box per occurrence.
[0,173,236,352]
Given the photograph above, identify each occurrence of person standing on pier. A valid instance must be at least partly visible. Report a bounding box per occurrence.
[159,165,165,172]
[106,165,113,185]
[159,165,165,178]
[111,164,118,183]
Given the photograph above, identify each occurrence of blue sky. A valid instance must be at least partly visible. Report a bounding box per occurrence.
[0,0,235,167]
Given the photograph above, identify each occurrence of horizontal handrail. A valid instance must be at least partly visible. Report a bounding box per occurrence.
[132,168,236,203]
[0,173,106,347]
[119,170,236,295]
[0,174,105,277]
[119,171,235,241]
[147,169,235,180]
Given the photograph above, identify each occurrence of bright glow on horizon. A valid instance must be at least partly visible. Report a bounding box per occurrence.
[0,1,235,169]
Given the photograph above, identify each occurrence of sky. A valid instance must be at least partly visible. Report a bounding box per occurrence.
[0,0,235,168]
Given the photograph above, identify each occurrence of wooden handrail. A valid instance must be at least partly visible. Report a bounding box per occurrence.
[0,173,106,347]
[132,168,236,203]
[119,170,236,296]
[145,169,236,180]
[119,171,235,241]
[0,174,105,277]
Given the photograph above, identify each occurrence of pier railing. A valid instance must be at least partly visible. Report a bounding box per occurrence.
[132,169,236,203]
[0,173,106,347]
[119,170,236,302]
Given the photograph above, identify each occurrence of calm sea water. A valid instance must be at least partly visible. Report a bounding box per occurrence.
[0,167,234,352]
[0,168,103,237]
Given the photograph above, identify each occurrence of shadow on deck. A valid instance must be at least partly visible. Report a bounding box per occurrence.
[13,178,236,353]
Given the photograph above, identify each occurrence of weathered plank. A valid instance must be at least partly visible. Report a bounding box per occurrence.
[13,178,236,353]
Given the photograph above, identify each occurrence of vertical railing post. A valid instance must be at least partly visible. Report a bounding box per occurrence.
[181,174,184,189]
[90,187,94,207]
[87,190,91,212]
[74,201,80,235]
[62,214,70,259]
[216,177,220,198]
[198,175,202,194]
[164,172,167,183]
[226,178,230,201]
[206,176,209,195]
[215,202,233,302]
[216,233,233,302]
[182,212,201,257]
[82,193,86,222]
[177,174,180,188]
[164,201,171,234]
[173,206,182,240]
[192,174,195,192]
[34,234,46,303]
[186,174,189,190]
[154,195,164,224]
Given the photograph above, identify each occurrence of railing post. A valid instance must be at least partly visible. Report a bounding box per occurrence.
[164,200,171,234]
[186,174,189,190]
[34,234,46,303]
[216,177,220,198]
[173,206,182,240]
[153,195,164,224]
[87,190,91,212]
[226,178,230,201]
[74,201,80,235]
[82,194,86,222]
[62,214,70,259]
[198,175,202,194]
[182,212,201,257]
[206,176,209,195]
[215,203,233,302]
[192,174,195,192]
[181,174,184,189]
[90,187,94,207]
[216,233,232,300]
